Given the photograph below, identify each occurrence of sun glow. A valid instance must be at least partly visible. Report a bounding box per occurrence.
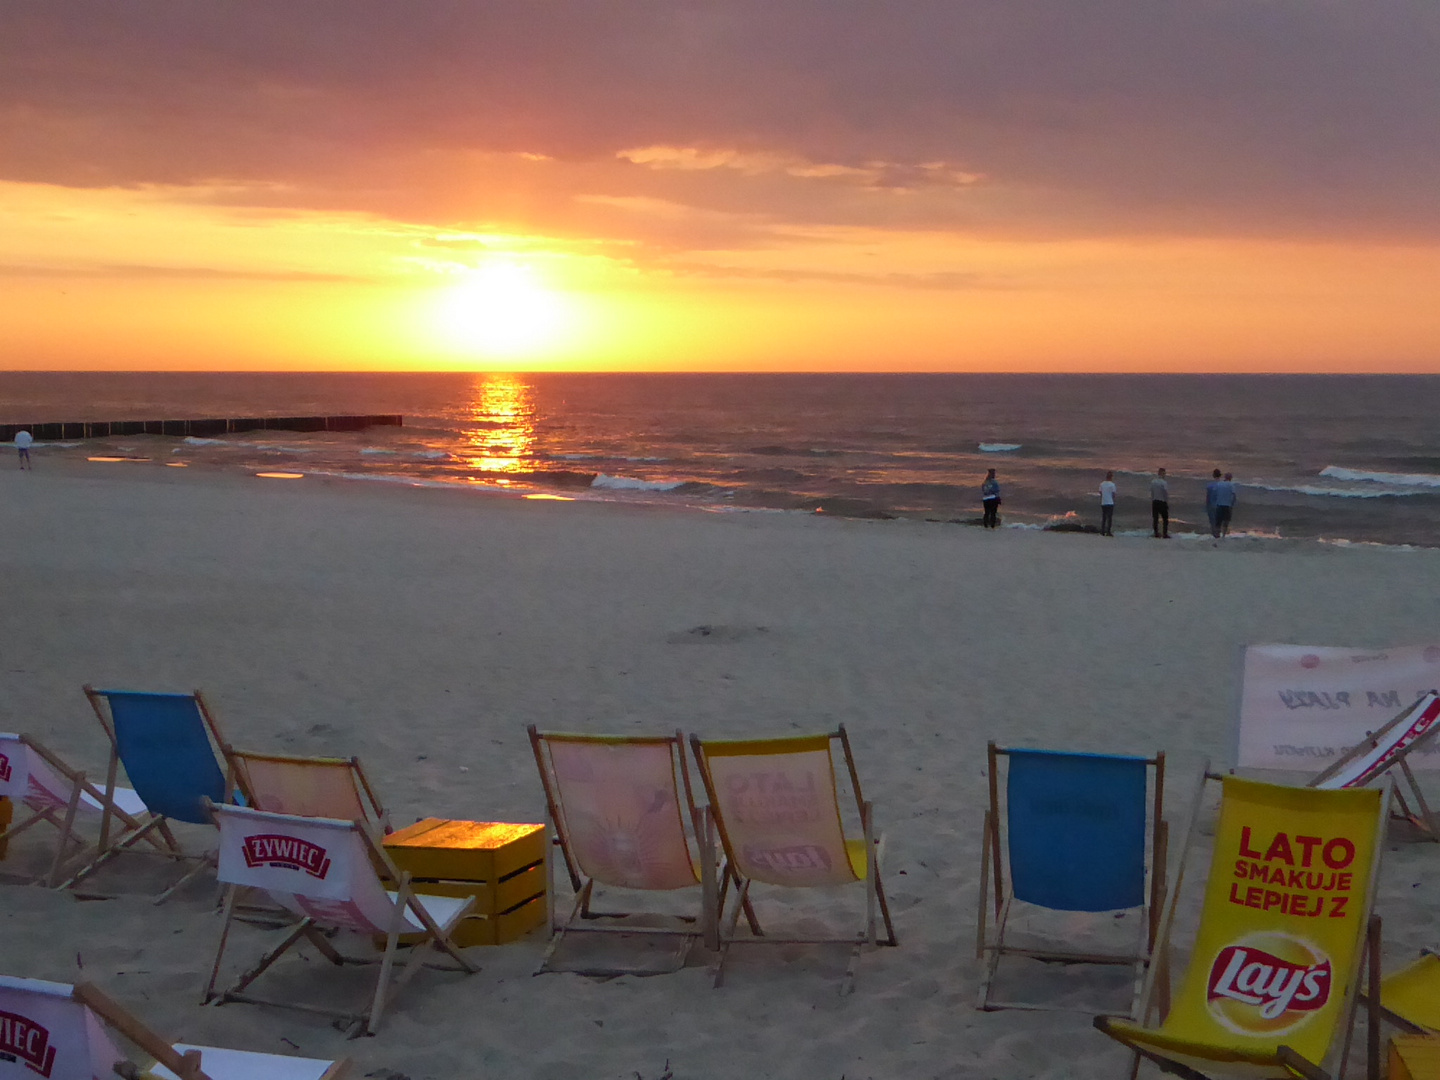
[434,261,572,359]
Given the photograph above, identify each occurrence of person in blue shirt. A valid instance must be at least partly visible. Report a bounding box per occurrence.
[1214,472,1238,536]
[1205,469,1223,537]
[981,468,1001,529]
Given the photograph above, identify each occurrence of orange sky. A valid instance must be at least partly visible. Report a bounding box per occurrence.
[3,4,1440,372]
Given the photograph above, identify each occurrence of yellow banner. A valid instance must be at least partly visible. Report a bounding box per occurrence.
[1160,778,1382,1064]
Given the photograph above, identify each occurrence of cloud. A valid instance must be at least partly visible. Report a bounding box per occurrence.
[1,1,1438,248]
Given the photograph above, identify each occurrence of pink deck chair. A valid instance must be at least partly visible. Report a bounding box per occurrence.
[0,974,346,1080]
[689,726,897,990]
[528,727,744,975]
[226,749,389,832]
[0,732,154,887]
[1310,690,1440,839]
[203,803,477,1037]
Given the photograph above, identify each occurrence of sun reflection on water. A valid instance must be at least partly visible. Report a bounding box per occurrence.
[461,374,536,476]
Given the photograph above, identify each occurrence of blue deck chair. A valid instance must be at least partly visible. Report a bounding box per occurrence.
[977,743,1167,1015]
[60,685,242,903]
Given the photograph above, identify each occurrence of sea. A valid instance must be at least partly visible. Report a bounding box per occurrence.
[3,371,1439,548]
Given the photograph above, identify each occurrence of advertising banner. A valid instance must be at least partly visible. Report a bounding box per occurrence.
[1237,644,1440,770]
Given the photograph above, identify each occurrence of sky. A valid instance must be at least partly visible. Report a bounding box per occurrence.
[2,1,1439,372]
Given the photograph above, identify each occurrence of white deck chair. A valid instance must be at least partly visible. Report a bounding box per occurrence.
[1310,690,1440,840]
[0,974,346,1080]
[0,732,154,887]
[203,803,478,1037]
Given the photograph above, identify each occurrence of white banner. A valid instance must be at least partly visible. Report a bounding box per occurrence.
[1237,644,1440,770]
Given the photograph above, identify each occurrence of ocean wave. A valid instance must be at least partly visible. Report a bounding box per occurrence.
[748,445,847,457]
[1248,481,1430,499]
[978,443,1022,453]
[183,436,229,446]
[591,473,687,492]
[410,450,448,459]
[360,447,397,456]
[1320,466,1440,488]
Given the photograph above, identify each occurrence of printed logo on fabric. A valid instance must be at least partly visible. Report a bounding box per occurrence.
[0,752,11,784]
[1207,933,1332,1036]
[0,1008,58,1077]
[242,833,332,879]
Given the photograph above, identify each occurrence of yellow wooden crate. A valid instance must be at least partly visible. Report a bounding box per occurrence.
[384,818,545,881]
[1392,1035,1440,1080]
[404,861,545,916]
[383,818,547,948]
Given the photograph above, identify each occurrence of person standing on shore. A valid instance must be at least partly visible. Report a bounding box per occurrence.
[1205,469,1223,537]
[1099,471,1117,536]
[981,468,1001,529]
[1150,467,1169,538]
[14,429,32,470]
[1215,472,1238,536]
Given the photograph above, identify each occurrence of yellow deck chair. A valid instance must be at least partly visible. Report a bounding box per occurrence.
[689,726,897,990]
[226,749,389,833]
[528,727,732,976]
[1095,771,1390,1079]
[1378,950,1440,1034]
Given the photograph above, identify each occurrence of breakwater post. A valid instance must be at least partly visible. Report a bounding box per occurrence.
[0,415,402,442]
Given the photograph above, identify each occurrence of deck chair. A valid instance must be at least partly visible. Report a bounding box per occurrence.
[977,744,1167,1014]
[0,732,157,886]
[689,726,897,990]
[226,750,389,833]
[203,803,477,1037]
[1309,691,1440,840]
[1095,772,1391,1080]
[1375,950,1440,1034]
[61,687,241,902]
[527,727,731,976]
[0,974,347,1079]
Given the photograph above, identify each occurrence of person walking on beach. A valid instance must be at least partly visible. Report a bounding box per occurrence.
[14,429,32,469]
[981,468,1001,529]
[1205,469,1223,537]
[1214,472,1238,536]
[1150,467,1170,538]
[1099,471,1117,536]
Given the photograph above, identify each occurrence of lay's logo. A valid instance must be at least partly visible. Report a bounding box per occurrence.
[0,1009,57,1077]
[0,752,11,784]
[242,834,331,879]
[1207,934,1331,1035]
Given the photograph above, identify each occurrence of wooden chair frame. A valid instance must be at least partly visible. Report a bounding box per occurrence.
[74,980,351,1080]
[977,742,1167,1015]
[0,732,163,887]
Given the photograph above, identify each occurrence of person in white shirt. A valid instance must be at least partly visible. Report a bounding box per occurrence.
[13,429,33,470]
[1150,467,1170,539]
[1099,471,1117,536]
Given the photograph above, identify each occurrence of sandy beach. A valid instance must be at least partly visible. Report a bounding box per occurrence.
[2,459,1437,1080]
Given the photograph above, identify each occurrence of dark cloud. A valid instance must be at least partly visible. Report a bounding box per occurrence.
[3,1,1438,243]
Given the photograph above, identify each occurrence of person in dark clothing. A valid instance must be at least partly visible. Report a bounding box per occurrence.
[1150,467,1170,538]
[981,468,1001,529]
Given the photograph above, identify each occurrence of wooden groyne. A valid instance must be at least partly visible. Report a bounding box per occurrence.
[0,414,402,442]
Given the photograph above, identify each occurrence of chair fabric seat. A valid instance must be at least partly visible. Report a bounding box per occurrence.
[146,1044,338,1080]
[398,889,472,932]
[1384,952,1440,1033]
[77,784,148,816]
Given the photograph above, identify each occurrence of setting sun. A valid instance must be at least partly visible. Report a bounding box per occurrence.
[433,261,573,359]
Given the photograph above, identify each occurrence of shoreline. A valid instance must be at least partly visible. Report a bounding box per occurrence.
[6,449,1431,555]
[2,460,1438,1079]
